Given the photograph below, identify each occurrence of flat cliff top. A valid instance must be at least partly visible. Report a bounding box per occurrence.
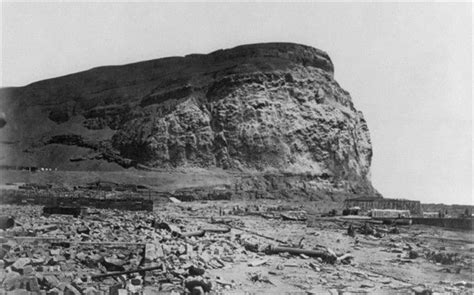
[1,42,333,103]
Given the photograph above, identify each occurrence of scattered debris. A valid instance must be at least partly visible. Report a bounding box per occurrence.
[266,246,337,264]
[91,265,164,280]
[0,202,471,294]
[248,272,274,285]
[425,251,462,265]
[168,197,182,204]
[248,258,269,267]
[280,211,307,221]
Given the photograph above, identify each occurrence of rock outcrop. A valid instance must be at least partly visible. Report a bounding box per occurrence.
[0,43,377,196]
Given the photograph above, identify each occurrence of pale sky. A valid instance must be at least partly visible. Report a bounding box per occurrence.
[1,2,472,205]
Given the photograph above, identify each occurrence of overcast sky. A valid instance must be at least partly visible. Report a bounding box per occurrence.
[1,2,472,205]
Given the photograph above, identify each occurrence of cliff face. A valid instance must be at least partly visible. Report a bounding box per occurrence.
[0,43,377,196]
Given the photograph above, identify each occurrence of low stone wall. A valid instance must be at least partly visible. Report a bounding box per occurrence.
[411,218,473,230]
[0,190,153,211]
[172,190,233,202]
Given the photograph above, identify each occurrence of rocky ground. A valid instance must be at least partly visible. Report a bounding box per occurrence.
[0,200,473,294]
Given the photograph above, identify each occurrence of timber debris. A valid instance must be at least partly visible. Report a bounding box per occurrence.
[0,202,472,294]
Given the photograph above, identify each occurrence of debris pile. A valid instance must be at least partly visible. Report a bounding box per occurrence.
[0,205,349,294]
[0,201,473,294]
[425,251,462,265]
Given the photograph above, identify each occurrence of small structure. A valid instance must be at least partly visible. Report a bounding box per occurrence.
[344,197,422,215]
[370,209,412,225]
[342,206,360,216]
[423,212,439,218]
[370,209,411,218]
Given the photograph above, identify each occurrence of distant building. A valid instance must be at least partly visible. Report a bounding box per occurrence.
[371,209,411,218]
[344,197,422,215]
[423,212,440,218]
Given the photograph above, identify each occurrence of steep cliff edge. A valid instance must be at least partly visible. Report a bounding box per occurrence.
[0,43,378,197]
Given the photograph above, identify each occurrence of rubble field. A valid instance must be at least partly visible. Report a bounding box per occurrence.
[0,200,473,295]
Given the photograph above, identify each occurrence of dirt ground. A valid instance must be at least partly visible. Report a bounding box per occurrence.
[177,200,474,294]
[0,200,473,294]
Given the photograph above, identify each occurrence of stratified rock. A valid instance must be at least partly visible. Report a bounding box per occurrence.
[0,43,377,196]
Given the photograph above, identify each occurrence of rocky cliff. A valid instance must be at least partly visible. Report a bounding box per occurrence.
[0,43,377,196]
